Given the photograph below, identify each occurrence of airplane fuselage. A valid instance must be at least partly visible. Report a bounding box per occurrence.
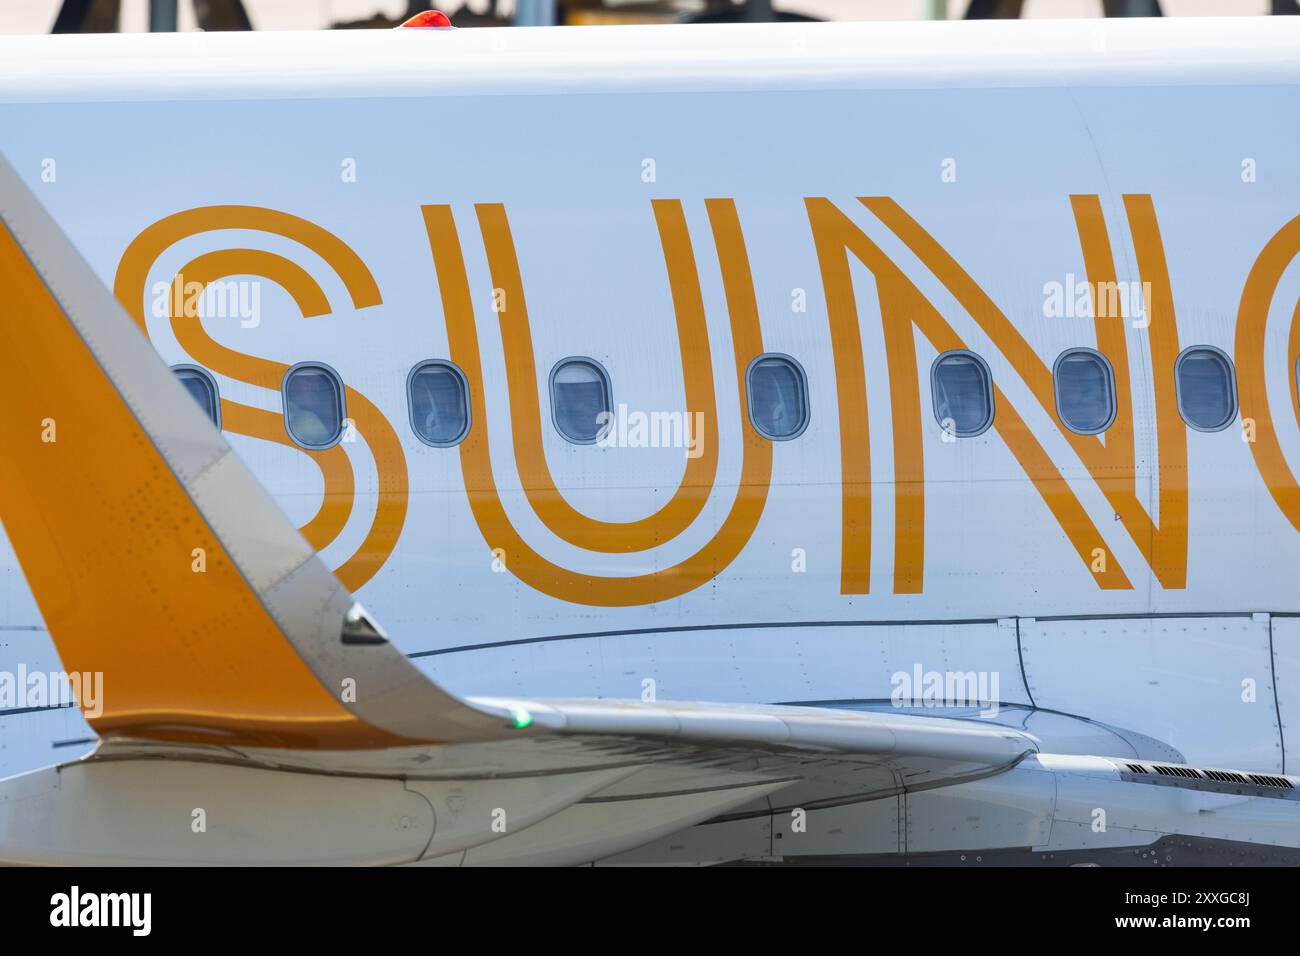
[1,18,1298,801]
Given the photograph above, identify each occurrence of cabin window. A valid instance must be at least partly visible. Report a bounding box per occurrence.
[1053,349,1116,435]
[171,365,221,428]
[550,358,612,444]
[283,362,345,449]
[1175,346,1237,432]
[408,360,470,447]
[931,350,994,437]
[746,354,809,440]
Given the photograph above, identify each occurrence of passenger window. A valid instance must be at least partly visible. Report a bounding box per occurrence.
[1175,346,1236,432]
[550,358,611,444]
[171,365,220,428]
[408,361,470,446]
[931,350,994,437]
[283,363,345,449]
[746,354,809,440]
[1053,349,1116,435]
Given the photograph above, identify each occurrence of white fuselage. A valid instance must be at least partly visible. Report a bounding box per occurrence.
[1,18,1298,786]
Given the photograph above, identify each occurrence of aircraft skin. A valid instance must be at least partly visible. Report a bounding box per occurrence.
[1,17,1300,865]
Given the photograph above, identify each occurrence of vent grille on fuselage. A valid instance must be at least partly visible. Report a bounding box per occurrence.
[1247,774,1294,789]
[1202,769,1249,784]
[1118,761,1299,800]
[1152,764,1201,779]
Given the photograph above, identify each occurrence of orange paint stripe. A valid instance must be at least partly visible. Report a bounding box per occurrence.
[333,386,410,594]
[809,197,1130,591]
[1290,299,1300,432]
[805,198,872,593]
[116,209,408,592]
[165,248,406,592]
[1069,195,1136,469]
[474,201,720,554]
[899,256,1132,591]
[220,401,356,551]
[1123,195,1188,590]
[115,205,380,333]
[878,276,930,594]
[905,290,1133,591]
[1235,214,1300,535]
[170,250,326,390]
[426,202,770,606]
[0,220,392,748]
[862,196,1158,590]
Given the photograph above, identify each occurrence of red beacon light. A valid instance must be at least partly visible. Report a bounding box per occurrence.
[399,10,453,28]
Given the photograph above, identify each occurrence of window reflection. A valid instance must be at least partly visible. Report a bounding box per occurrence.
[409,362,469,446]
[932,351,994,437]
[284,364,344,449]
[551,359,611,444]
[172,366,220,428]
[1175,347,1236,432]
[747,355,809,440]
[1054,350,1115,435]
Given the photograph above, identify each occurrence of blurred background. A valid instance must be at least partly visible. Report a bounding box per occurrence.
[5,0,1294,34]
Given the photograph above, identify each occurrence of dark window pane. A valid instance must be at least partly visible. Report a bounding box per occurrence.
[551,360,610,444]
[173,367,220,427]
[1055,351,1114,434]
[932,352,993,437]
[1177,348,1235,432]
[747,356,808,440]
[409,363,469,446]
[284,365,344,448]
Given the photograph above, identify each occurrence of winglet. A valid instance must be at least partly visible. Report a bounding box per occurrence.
[0,152,507,748]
